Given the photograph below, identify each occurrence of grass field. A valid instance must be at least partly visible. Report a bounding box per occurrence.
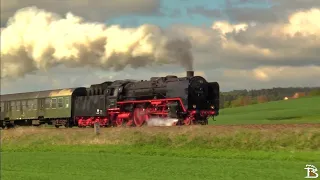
[212,96,320,125]
[1,96,320,180]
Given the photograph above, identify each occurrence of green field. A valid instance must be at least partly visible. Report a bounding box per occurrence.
[1,97,320,180]
[212,96,320,125]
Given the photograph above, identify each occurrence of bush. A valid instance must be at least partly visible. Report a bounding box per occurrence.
[308,90,320,96]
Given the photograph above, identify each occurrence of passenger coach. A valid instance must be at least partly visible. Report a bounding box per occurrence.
[0,88,86,128]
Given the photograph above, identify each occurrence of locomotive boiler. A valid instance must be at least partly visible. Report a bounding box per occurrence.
[73,70,220,127]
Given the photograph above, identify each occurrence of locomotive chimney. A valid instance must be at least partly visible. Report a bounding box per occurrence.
[186,70,194,78]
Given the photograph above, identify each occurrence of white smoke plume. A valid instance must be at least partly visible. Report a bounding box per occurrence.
[146,117,178,126]
[0,6,193,79]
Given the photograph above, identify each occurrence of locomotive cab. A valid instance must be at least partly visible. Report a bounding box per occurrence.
[105,80,136,109]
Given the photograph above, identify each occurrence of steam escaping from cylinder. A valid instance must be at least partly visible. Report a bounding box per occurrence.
[146,118,179,126]
[0,6,194,79]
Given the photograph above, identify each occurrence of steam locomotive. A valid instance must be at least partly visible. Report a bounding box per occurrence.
[0,71,220,128]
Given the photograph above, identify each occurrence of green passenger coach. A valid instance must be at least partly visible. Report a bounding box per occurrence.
[0,88,86,128]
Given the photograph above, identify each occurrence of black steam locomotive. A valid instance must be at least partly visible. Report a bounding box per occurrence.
[74,70,220,127]
[0,71,219,128]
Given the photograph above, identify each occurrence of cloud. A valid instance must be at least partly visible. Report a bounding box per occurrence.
[1,6,319,93]
[223,66,320,82]
[168,8,320,90]
[0,0,161,26]
[0,6,193,79]
[171,8,320,71]
[224,7,281,23]
[221,65,320,89]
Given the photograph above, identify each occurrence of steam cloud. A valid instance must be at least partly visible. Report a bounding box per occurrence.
[146,117,179,126]
[0,7,194,79]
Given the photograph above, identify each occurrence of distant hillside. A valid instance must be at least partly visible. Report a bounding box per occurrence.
[220,87,320,109]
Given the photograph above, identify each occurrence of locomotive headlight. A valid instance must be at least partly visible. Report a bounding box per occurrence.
[210,105,215,109]
[193,104,196,109]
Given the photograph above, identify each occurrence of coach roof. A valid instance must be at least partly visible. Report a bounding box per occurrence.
[0,88,82,102]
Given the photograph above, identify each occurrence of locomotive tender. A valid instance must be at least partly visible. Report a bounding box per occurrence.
[0,71,220,128]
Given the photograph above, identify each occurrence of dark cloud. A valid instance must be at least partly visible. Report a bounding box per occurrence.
[224,7,280,23]
[0,0,161,26]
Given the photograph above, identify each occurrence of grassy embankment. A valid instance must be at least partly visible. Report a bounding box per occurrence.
[1,96,320,180]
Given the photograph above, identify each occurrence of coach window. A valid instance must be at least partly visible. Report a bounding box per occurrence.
[58,97,64,108]
[65,97,69,108]
[11,102,16,111]
[0,102,4,112]
[27,100,33,110]
[16,101,21,111]
[52,98,57,109]
[21,101,26,111]
[45,98,51,109]
[33,99,38,110]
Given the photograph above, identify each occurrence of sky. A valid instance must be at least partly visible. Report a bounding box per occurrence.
[1,0,320,94]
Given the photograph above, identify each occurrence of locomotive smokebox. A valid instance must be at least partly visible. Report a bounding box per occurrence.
[186,70,194,78]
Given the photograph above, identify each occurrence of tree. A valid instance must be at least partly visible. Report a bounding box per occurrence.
[230,96,252,107]
[219,87,319,109]
[257,95,268,103]
[308,90,320,96]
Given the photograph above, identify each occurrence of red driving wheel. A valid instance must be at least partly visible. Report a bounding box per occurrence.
[133,108,150,127]
[115,117,124,127]
[184,117,193,125]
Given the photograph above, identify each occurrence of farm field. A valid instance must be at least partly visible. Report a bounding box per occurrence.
[1,96,320,180]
